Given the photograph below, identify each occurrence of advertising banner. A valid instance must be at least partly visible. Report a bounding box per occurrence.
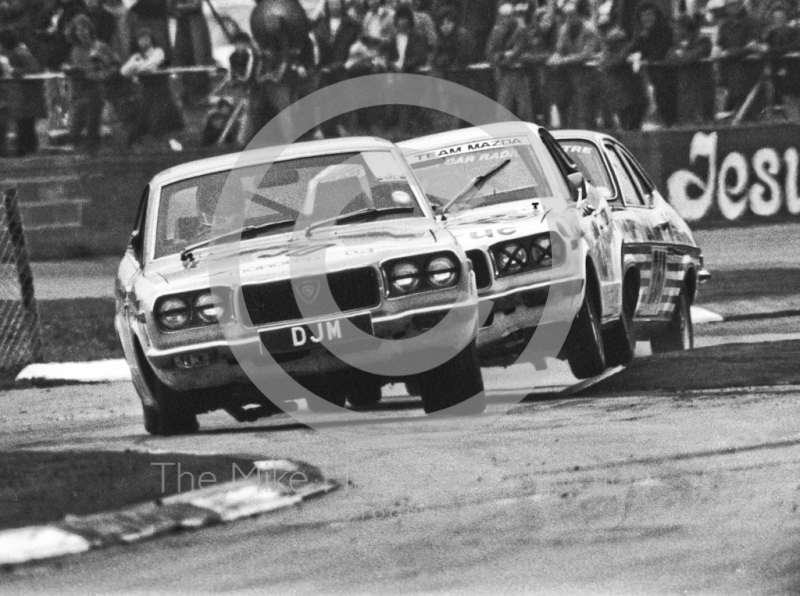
[621,123,800,228]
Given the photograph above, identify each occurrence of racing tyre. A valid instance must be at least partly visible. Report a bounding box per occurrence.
[566,287,606,379]
[651,283,693,353]
[418,340,486,415]
[305,375,348,412]
[346,372,383,410]
[139,358,199,436]
[603,277,638,367]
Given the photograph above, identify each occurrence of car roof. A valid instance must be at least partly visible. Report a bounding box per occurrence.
[551,129,617,144]
[150,137,397,186]
[397,122,544,154]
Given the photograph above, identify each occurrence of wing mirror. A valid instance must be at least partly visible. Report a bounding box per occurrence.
[566,172,586,203]
[130,229,143,260]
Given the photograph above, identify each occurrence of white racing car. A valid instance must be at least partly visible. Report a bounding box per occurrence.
[115,137,485,435]
[400,124,633,378]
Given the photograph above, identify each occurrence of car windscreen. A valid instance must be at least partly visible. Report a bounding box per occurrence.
[557,140,616,202]
[153,151,424,259]
[407,137,553,213]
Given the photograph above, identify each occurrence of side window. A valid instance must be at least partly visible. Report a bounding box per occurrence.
[604,145,645,207]
[617,146,657,198]
[131,184,149,262]
[539,130,578,180]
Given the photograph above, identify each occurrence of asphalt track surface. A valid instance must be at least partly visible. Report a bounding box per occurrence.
[4,223,800,595]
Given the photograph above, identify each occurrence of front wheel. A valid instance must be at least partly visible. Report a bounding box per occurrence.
[418,340,486,415]
[651,283,693,353]
[346,372,384,410]
[566,287,606,379]
[138,354,199,436]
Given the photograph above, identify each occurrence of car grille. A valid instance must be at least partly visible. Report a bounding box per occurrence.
[466,250,492,290]
[240,267,381,327]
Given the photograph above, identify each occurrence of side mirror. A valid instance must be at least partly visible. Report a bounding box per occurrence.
[130,229,143,261]
[566,172,586,203]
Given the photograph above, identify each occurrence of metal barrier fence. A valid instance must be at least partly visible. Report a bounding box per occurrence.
[1,54,798,150]
[0,187,42,374]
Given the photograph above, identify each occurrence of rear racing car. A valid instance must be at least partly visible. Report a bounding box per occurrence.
[552,130,709,353]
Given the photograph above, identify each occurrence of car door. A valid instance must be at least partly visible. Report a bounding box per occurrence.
[603,142,675,321]
[541,131,622,321]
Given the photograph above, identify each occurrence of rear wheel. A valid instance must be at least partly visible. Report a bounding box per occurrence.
[651,283,693,353]
[138,354,199,436]
[418,340,485,415]
[566,286,606,379]
[603,276,638,367]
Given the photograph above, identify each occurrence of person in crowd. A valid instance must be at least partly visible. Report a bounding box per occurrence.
[0,29,46,156]
[389,5,434,71]
[432,4,476,72]
[171,0,213,105]
[715,0,762,114]
[762,3,800,121]
[520,5,558,126]
[548,0,601,128]
[398,0,438,60]
[63,13,119,151]
[93,0,130,60]
[628,0,676,126]
[664,13,714,124]
[250,27,315,144]
[390,5,433,131]
[84,0,116,44]
[345,0,366,22]
[121,29,183,148]
[345,33,389,72]
[487,2,532,122]
[201,97,238,145]
[456,0,497,57]
[599,25,647,130]
[33,0,90,69]
[128,0,170,63]
[226,30,256,143]
[362,0,395,45]
[314,0,361,136]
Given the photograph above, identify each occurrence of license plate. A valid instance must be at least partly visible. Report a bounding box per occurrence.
[260,314,373,354]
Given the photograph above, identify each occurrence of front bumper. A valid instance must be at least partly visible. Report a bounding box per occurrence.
[144,300,478,392]
[475,276,583,359]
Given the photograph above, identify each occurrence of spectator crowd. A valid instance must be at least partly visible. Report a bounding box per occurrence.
[1,0,800,157]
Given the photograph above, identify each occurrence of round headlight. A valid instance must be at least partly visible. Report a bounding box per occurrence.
[497,242,527,274]
[531,236,553,267]
[426,256,458,288]
[157,297,190,330]
[389,261,421,294]
[195,291,226,324]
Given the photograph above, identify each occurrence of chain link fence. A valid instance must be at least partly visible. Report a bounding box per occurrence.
[0,188,42,374]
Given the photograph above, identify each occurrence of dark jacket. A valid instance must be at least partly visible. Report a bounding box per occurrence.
[765,24,800,96]
[314,15,361,68]
[486,16,528,70]
[434,25,477,70]
[388,28,432,72]
[3,43,47,120]
[628,3,673,61]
